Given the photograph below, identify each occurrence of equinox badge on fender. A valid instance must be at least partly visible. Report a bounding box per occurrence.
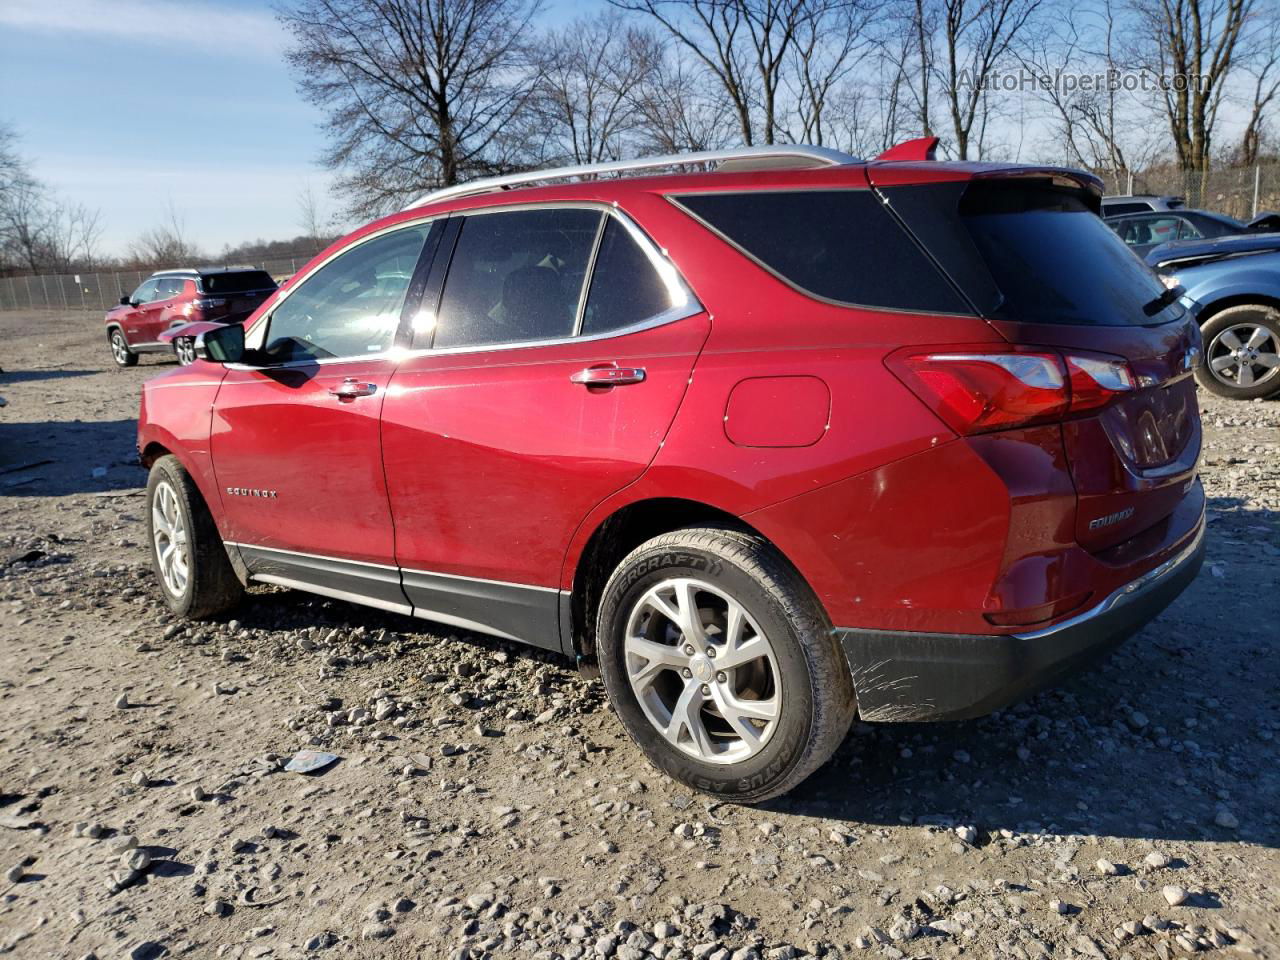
[226,487,278,499]
[1089,507,1135,530]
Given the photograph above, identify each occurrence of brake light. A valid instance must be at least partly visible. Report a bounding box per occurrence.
[1065,353,1134,412]
[888,346,1135,435]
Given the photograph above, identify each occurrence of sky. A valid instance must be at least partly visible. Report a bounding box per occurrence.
[0,0,351,258]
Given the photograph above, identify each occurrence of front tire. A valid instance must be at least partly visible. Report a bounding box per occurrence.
[109,329,138,367]
[1196,305,1280,400]
[596,527,855,803]
[146,455,242,619]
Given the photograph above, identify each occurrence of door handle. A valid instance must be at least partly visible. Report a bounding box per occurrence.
[570,365,646,387]
[329,378,378,401]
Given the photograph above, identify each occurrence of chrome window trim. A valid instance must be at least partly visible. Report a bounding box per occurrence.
[235,201,701,369]
[573,214,609,336]
[416,201,701,355]
[666,189,977,319]
[393,302,702,360]
[243,214,441,353]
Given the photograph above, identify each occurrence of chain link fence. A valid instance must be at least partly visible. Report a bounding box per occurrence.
[1094,162,1280,221]
[0,255,317,312]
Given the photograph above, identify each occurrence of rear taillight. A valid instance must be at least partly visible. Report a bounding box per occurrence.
[184,297,226,316]
[1064,353,1134,412]
[888,346,1134,435]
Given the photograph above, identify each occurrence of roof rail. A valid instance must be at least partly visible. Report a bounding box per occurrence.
[404,145,859,210]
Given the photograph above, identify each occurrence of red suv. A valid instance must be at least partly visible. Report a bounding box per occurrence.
[106,267,277,367]
[136,142,1205,801]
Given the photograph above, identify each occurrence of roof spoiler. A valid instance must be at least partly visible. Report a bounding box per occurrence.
[874,137,939,163]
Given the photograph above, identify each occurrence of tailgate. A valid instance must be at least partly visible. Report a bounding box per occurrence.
[988,316,1202,551]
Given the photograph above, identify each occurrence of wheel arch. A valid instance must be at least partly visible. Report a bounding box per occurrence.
[563,497,811,662]
[1196,292,1280,323]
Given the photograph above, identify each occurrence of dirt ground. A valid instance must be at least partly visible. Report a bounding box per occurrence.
[1,310,1277,960]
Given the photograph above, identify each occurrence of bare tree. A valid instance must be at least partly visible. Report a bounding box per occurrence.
[935,0,1044,159]
[1237,8,1280,164]
[610,0,757,143]
[297,180,327,247]
[279,0,544,218]
[129,200,199,266]
[630,46,739,152]
[1128,0,1253,175]
[531,14,659,164]
[784,1,877,145]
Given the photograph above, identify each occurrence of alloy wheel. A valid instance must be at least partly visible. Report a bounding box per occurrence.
[1206,323,1280,390]
[111,332,130,365]
[151,480,190,597]
[175,338,195,365]
[623,577,781,764]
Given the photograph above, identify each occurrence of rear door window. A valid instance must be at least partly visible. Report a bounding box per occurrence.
[581,218,674,335]
[432,208,602,349]
[673,190,968,313]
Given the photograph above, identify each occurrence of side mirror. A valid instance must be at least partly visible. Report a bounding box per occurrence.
[194,324,245,364]
[120,295,131,306]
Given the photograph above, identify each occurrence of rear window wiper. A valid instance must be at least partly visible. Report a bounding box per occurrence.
[1142,283,1184,316]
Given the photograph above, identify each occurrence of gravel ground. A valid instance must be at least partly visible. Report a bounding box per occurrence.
[1,310,1277,960]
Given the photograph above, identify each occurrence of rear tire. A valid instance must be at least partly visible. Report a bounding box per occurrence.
[596,527,855,803]
[146,455,242,619]
[109,329,138,368]
[1196,305,1280,400]
[174,338,196,366]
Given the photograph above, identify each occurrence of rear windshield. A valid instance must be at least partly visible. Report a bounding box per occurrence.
[958,182,1173,325]
[200,270,276,294]
[887,180,1180,326]
[673,190,969,314]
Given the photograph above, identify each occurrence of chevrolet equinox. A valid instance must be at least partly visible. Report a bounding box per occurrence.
[136,140,1205,801]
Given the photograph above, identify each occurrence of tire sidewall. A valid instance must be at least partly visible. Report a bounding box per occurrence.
[146,459,196,616]
[1196,306,1280,400]
[597,542,816,799]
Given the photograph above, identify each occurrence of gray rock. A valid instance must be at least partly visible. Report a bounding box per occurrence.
[361,922,395,940]
[1163,885,1189,906]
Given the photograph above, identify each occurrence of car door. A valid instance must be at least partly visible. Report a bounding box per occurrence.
[144,278,184,342]
[380,206,710,648]
[210,219,440,613]
[122,279,160,343]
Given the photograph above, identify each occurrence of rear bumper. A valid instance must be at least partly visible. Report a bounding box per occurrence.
[837,517,1205,722]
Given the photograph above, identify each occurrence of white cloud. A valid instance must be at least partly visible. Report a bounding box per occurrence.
[0,0,286,59]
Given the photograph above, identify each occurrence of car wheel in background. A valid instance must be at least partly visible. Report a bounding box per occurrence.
[1196,304,1280,400]
[109,329,138,368]
[174,337,196,366]
[146,455,243,619]
[596,527,856,803]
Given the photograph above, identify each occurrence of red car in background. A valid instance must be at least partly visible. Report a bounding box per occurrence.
[134,141,1205,802]
[106,267,276,367]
